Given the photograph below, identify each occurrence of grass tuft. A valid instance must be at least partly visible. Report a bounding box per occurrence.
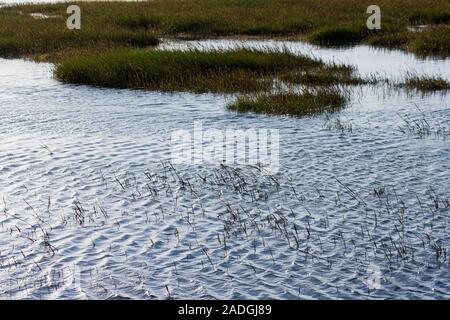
[408,25,450,57]
[54,48,330,93]
[226,89,348,116]
[281,63,370,86]
[366,31,410,48]
[401,74,450,92]
[309,24,371,46]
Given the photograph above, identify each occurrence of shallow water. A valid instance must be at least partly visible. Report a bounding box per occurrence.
[0,40,449,299]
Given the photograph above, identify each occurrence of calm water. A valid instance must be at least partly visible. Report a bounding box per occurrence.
[0,39,449,299]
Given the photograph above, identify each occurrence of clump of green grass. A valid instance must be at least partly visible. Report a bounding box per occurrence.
[281,63,370,86]
[400,73,450,92]
[226,89,348,116]
[54,48,331,93]
[309,24,372,46]
[309,23,410,49]
[408,25,450,57]
[365,25,450,57]
[366,31,410,48]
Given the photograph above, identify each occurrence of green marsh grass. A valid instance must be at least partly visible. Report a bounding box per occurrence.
[55,48,332,93]
[366,31,410,49]
[401,73,450,92]
[281,63,370,86]
[226,89,348,116]
[308,23,374,46]
[1,0,450,59]
[409,25,450,57]
[0,6,159,60]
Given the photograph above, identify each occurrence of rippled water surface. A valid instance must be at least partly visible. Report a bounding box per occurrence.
[0,40,449,299]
